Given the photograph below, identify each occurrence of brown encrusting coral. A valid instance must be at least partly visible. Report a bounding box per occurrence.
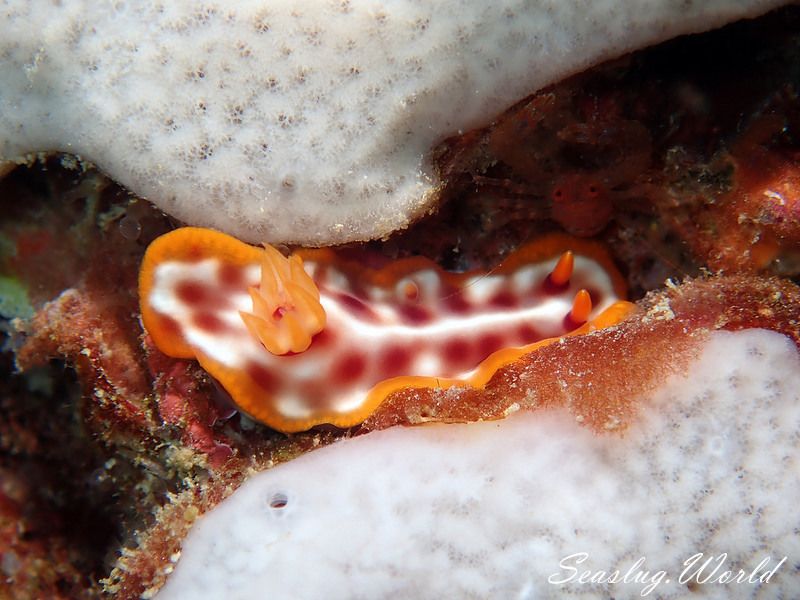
[0,6,799,599]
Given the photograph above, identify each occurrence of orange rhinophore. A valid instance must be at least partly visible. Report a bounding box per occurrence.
[570,289,593,324]
[139,228,635,432]
[549,251,574,286]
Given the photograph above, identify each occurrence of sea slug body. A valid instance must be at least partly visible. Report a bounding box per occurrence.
[139,228,634,432]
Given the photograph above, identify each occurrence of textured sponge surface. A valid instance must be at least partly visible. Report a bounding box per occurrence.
[0,1,787,244]
[156,329,800,599]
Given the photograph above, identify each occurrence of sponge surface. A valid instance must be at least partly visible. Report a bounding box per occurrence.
[0,1,787,244]
[156,329,800,599]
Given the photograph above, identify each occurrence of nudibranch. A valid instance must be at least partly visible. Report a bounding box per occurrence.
[139,228,635,432]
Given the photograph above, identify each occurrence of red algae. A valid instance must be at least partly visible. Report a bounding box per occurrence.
[0,466,91,599]
[148,352,233,469]
[16,288,153,434]
[677,112,800,273]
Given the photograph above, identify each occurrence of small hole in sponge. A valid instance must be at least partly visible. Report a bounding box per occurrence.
[269,492,289,509]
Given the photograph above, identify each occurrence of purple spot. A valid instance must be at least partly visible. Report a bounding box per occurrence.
[398,304,432,325]
[517,323,542,344]
[476,333,506,360]
[246,363,281,394]
[489,291,517,308]
[176,281,208,304]
[335,293,378,321]
[310,328,336,348]
[380,346,413,377]
[219,263,245,288]
[333,352,367,384]
[442,337,472,370]
[193,312,227,333]
[176,280,229,310]
[444,293,471,314]
[541,276,569,295]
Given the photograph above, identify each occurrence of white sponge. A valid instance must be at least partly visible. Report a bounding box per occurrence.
[0,1,787,244]
[156,329,800,599]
